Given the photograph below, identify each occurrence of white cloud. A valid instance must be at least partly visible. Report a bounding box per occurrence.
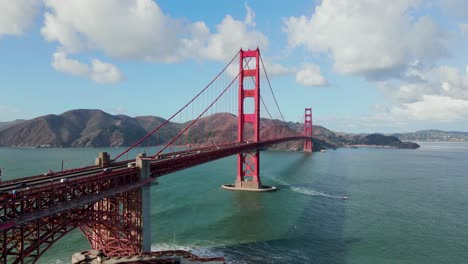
[52,50,89,77]
[378,81,433,104]
[41,0,267,63]
[90,59,124,84]
[244,4,256,27]
[296,63,327,86]
[377,95,468,123]
[317,95,468,132]
[437,66,468,100]
[195,14,268,61]
[52,50,124,84]
[283,0,447,78]
[0,0,40,37]
[42,0,182,61]
[378,64,468,104]
[263,61,295,77]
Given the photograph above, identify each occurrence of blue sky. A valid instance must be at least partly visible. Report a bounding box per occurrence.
[0,0,467,133]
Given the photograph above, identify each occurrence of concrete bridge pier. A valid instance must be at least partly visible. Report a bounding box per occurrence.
[136,153,152,252]
[95,152,110,167]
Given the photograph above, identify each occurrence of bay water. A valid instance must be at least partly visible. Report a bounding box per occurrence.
[0,142,467,263]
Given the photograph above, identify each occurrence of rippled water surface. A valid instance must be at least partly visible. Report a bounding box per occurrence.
[1,142,467,263]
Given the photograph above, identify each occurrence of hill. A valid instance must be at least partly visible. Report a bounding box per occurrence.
[393,130,468,142]
[0,120,26,132]
[0,109,419,150]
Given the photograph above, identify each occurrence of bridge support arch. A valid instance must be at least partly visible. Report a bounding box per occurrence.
[222,48,275,192]
[304,108,313,152]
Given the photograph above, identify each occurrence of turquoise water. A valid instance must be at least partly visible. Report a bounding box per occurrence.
[1,143,467,263]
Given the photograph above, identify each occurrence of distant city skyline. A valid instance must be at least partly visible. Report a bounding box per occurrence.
[0,0,467,133]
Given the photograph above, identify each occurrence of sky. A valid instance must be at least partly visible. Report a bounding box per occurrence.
[0,0,467,133]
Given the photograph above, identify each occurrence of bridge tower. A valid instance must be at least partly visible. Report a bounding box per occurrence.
[222,48,275,192]
[304,108,313,152]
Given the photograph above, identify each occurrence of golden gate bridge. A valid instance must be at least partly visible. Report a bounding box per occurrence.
[0,48,313,263]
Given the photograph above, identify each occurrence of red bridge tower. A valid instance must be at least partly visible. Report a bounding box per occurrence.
[222,48,276,192]
[304,108,313,152]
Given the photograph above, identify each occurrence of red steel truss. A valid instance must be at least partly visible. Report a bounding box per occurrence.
[304,108,313,152]
[0,169,141,263]
[236,48,261,189]
[0,47,312,262]
[81,189,142,257]
[0,137,307,263]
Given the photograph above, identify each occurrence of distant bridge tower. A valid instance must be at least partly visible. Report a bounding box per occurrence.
[222,48,275,192]
[304,108,313,152]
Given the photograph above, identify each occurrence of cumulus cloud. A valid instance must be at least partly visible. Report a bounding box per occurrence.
[41,1,275,82]
[318,95,468,132]
[52,50,124,84]
[41,0,267,63]
[52,51,89,77]
[437,66,468,100]
[195,14,268,61]
[265,62,295,76]
[296,63,327,86]
[283,0,448,78]
[393,95,468,121]
[42,0,182,61]
[379,64,468,104]
[90,59,124,84]
[0,0,40,37]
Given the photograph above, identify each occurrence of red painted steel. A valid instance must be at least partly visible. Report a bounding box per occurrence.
[0,137,306,263]
[81,189,142,257]
[0,169,141,263]
[237,48,261,187]
[304,108,313,152]
[0,47,311,263]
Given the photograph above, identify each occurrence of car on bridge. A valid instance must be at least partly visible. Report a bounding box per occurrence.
[15,183,27,189]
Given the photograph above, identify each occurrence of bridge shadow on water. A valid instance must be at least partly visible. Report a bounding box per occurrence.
[210,151,351,263]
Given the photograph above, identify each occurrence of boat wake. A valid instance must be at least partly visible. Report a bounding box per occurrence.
[289,186,347,199]
[271,178,347,200]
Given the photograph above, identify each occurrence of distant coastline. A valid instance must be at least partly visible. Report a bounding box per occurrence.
[4,109,463,150]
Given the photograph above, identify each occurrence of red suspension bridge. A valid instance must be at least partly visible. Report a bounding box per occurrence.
[0,48,313,263]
